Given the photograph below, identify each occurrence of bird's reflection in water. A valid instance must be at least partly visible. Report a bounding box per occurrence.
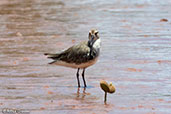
[76,87,86,100]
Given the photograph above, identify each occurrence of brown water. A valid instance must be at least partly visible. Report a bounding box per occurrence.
[0,0,171,114]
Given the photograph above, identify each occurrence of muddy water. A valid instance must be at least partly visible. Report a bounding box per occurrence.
[0,0,171,114]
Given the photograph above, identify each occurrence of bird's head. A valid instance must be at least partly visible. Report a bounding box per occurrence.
[88,29,99,48]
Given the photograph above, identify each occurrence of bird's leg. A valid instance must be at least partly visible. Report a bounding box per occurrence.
[76,68,80,88]
[82,69,87,88]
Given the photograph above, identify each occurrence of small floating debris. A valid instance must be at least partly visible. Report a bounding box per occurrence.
[160,18,168,22]
[100,80,116,103]
[16,32,23,37]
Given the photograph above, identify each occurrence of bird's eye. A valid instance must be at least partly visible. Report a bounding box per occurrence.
[95,32,98,35]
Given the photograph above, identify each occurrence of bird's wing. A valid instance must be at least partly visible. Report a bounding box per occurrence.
[58,41,91,64]
[44,42,90,61]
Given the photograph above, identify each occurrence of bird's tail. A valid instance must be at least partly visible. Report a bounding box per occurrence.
[44,53,59,60]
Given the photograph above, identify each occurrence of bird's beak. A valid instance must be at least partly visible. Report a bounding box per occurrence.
[88,35,95,47]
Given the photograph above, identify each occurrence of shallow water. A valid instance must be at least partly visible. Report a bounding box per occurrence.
[0,0,171,114]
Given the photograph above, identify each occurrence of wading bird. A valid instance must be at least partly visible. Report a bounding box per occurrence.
[44,29,101,88]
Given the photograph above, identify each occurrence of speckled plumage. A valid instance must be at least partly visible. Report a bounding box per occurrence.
[47,41,98,65]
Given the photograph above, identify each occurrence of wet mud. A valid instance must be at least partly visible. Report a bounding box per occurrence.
[0,0,171,114]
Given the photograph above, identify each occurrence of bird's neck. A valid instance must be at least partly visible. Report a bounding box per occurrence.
[89,39,101,59]
[93,39,101,51]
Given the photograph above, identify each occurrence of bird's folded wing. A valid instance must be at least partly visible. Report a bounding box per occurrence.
[58,43,91,64]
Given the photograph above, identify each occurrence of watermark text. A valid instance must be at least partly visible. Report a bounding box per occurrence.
[2,108,30,114]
